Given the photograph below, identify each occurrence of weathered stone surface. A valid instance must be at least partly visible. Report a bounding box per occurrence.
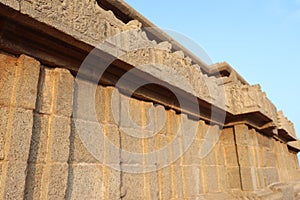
[26,114,71,163]
[147,171,160,199]
[3,162,28,200]
[47,164,69,200]
[103,125,120,165]
[19,0,124,45]
[37,67,74,117]
[217,166,227,191]
[263,167,280,186]
[103,166,121,199]
[224,145,239,166]
[0,54,40,200]
[182,139,203,165]
[120,48,221,107]
[24,163,44,199]
[0,54,40,109]
[203,146,217,166]
[0,54,17,107]
[225,83,278,123]
[0,0,286,124]
[0,1,300,199]
[288,140,300,151]
[278,110,297,138]
[234,124,251,145]
[0,107,9,160]
[96,85,120,125]
[71,124,99,163]
[159,166,173,199]
[120,129,144,154]
[182,166,204,196]
[15,55,40,110]
[50,116,71,162]
[69,164,104,199]
[72,119,104,163]
[122,172,145,199]
[237,145,254,167]
[73,79,98,122]
[215,143,225,166]
[220,127,235,145]
[203,165,220,193]
[0,0,19,10]
[240,167,258,191]
[7,108,33,161]
[226,167,242,189]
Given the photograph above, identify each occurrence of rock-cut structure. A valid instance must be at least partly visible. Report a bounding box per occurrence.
[0,0,300,199]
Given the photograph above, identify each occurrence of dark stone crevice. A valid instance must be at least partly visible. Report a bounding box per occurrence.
[233,126,244,191]
[23,65,45,199]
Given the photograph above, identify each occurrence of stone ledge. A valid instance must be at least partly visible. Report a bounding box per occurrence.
[0,0,19,10]
[288,141,300,152]
[0,1,296,142]
[278,111,297,140]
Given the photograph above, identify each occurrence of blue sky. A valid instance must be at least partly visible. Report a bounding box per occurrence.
[125,0,300,138]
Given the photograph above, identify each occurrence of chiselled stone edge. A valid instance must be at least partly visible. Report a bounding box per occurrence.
[278,111,296,139]
[288,141,300,151]
[0,0,19,10]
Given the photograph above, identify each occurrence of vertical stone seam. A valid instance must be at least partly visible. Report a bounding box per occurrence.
[169,115,176,199]
[119,89,125,200]
[103,87,111,200]
[65,80,78,200]
[273,139,281,183]
[0,57,20,197]
[40,69,59,200]
[233,126,243,191]
[182,129,189,197]
[156,108,167,199]
[23,64,45,199]
[65,119,75,200]
[178,119,185,199]
[248,141,258,191]
[154,105,162,199]
[142,102,149,199]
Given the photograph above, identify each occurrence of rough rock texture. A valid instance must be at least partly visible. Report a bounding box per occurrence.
[0,0,300,199]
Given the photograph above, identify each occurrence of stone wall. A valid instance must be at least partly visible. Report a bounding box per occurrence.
[0,54,40,199]
[0,53,299,199]
[1,0,300,199]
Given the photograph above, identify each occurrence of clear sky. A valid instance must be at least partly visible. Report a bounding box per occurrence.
[125,0,300,138]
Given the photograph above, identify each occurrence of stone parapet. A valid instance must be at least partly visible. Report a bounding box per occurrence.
[278,111,297,140]
[0,0,284,129]
[225,83,278,123]
[18,0,125,46]
[288,141,300,151]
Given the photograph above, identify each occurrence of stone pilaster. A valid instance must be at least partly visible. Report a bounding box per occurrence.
[25,66,74,200]
[0,54,40,199]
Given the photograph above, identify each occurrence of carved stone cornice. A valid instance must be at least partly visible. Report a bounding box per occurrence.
[288,141,300,152]
[278,111,297,141]
[0,1,297,142]
[225,84,278,124]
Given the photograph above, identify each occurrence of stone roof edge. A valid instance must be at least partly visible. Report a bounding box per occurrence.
[0,1,297,142]
[278,111,297,140]
[97,0,249,84]
[288,141,300,152]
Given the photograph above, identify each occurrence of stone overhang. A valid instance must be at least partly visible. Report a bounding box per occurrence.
[0,0,297,146]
